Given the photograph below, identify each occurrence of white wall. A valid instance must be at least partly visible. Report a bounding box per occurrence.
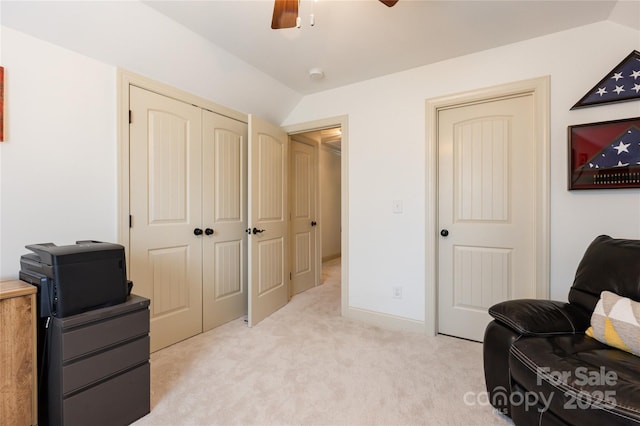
[0,24,295,278]
[283,21,640,322]
[0,0,301,278]
[1,1,300,126]
[0,28,117,278]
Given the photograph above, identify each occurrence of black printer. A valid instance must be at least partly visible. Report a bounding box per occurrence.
[19,240,132,318]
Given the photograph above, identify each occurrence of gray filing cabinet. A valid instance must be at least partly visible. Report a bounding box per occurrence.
[43,295,150,426]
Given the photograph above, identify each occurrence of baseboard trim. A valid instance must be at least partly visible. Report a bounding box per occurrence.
[344,306,426,334]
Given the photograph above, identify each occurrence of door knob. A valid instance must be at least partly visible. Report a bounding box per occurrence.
[252,227,266,234]
[311,221,317,227]
[205,228,214,236]
[194,228,203,236]
[440,229,449,237]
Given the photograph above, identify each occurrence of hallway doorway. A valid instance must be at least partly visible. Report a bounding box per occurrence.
[284,115,348,316]
[289,126,342,293]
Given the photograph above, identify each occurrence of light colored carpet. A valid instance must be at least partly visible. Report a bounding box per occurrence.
[133,258,511,426]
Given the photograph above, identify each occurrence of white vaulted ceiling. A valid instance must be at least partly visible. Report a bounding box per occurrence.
[2,0,638,97]
[143,0,636,94]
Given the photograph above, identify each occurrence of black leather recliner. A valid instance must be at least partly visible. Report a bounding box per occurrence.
[483,235,640,425]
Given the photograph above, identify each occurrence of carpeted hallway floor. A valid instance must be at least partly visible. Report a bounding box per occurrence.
[133,258,511,425]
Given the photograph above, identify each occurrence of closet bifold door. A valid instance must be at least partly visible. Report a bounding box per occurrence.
[129,86,203,352]
[202,110,248,332]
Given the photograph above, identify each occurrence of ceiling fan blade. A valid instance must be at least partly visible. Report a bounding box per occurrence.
[379,0,399,6]
[272,0,299,29]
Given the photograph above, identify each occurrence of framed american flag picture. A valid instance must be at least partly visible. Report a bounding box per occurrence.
[568,117,640,190]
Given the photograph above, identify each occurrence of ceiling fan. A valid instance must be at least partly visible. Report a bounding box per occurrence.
[271,0,399,29]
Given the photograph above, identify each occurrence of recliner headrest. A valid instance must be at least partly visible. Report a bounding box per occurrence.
[568,235,640,313]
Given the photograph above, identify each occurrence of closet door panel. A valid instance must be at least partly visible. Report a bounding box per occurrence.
[202,110,248,332]
[129,86,203,352]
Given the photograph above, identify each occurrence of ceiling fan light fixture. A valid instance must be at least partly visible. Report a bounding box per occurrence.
[309,68,325,80]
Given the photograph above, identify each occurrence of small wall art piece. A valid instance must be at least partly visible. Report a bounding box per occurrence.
[571,50,640,110]
[568,117,640,190]
[0,66,4,141]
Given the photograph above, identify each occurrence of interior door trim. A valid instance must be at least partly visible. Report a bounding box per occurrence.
[424,76,550,336]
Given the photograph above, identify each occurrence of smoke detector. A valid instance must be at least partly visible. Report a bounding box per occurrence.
[309,68,324,80]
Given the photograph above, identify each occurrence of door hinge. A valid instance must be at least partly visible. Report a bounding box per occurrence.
[129,215,132,228]
[129,110,132,124]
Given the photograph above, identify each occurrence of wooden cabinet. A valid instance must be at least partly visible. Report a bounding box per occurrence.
[0,280,37,426]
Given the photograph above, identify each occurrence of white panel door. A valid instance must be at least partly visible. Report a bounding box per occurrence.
[247,114,288,327]
[290,140,317,295]
[129,86,203,352]
[202,110,248,332]
[438,95,536,342]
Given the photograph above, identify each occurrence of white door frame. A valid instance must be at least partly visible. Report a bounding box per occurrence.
[425,76,550,336]
[284,116,349,317]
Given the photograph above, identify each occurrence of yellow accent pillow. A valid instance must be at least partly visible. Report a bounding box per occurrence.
[585,291,640,357]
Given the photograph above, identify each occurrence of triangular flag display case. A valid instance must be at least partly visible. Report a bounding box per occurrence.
[572,50,640,110]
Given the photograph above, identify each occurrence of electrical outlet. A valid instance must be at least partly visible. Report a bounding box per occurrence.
[392,286,403,299]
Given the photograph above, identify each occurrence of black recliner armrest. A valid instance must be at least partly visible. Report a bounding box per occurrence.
[488,299,590,336]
